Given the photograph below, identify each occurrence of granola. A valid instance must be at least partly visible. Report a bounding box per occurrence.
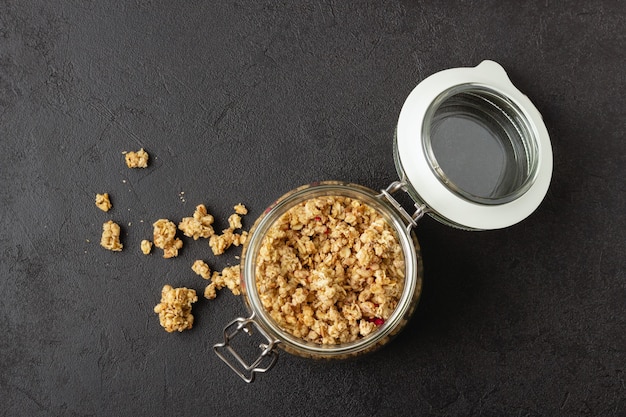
[234,203,248,215]
[153,285,198,332]
[100,220,123,251]
[141,239,152,255]
[204,265,241,299]
[95,193,112,212]
[192,259,211,279]
[153,219,183,258]
[123,148,149,168]
[178,204,215,240]
[255,196,405,345]
[209,229,248,255]
[228,213,242,230]
[207,204,249,255]
[204,283,217,300]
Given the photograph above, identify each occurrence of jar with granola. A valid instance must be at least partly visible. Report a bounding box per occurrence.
[214,61,553,382]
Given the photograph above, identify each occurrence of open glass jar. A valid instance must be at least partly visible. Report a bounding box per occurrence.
[214,61,553,382]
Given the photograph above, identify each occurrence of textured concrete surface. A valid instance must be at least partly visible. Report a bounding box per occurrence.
[1,1,624,416]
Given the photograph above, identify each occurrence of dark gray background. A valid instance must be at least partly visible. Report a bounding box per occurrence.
[1,1,624,416]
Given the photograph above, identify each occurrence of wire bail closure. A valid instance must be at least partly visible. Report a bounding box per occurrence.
[378,181,428,232]
[213,313,280,383]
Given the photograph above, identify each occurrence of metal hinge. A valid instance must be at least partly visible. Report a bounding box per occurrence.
[377,181,429,233]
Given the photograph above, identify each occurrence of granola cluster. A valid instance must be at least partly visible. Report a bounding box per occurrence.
[255,196,405,345]
[153,285,198,332]
[140,239,152,255]
[95,193,112,212]
[153,219,184,258]
[123,148,149,168]
[203,265,241,300]
[100,220,123,251]
[172,203,249,257]
[209,229,248,256]
[191,259,211,279]
[178,204,215,240]
[201,205,248,256]
[233,203,248,216]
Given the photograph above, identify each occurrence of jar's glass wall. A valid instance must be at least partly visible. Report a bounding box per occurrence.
[423,85,539,205]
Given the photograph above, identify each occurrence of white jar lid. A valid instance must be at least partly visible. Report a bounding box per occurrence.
[396,60,553,230]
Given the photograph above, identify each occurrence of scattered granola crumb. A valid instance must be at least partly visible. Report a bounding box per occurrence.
[153,219,183,258]
[123,148,149,168]
[178,204,215,240]
[220,265,241,295]
[100,220,123,251]
[95,193,112,212]
[234,231,248,246]
[206,265,241,297]
[255,196,405,345]
[141,240,152,255]
[208,205,249,255]
[192,260,211,279]
[204,283,217,300]
[209,229,248,255]
[228,213,242,230]
[209,231,230,255]
[153,285,197,332]
[234,204,248,215]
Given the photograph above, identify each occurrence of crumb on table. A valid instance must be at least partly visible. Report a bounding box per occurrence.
[204,265,241,299]
[178,204,215,240]
[228,213,242,230]
[123,148,149,168]
[209,230,248,255]
[95,193,112,212]
[100,220,123,251]
[141,239,152,255]
[208,205,249,255]
[153,219,183,258]
[153,285,197,332]
[234,204,248,215]
[191,259,211,279]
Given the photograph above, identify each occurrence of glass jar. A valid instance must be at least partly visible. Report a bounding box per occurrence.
[214,61,553,382]
[394,60,552,230]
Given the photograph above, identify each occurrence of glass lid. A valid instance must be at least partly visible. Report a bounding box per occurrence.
[395,61,553,230]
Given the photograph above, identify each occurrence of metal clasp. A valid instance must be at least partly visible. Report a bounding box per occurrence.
[378,181,429,233]
[213,313,279,383]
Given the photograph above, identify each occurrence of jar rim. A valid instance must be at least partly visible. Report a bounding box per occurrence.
[396,60,553,230]
[240,182,421,357]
